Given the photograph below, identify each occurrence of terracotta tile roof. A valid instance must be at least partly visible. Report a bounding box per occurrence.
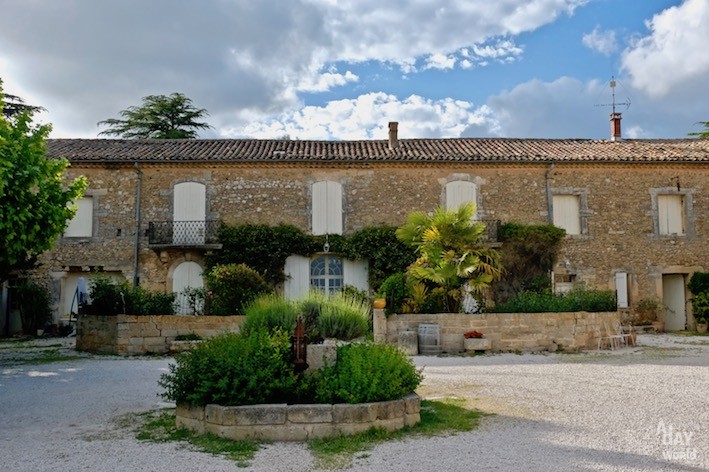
[46,138,709,164]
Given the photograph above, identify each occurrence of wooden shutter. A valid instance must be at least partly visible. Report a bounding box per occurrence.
[446,181,477,219]
[343,259,369,292]
[312,181,342,235]
[64,197,93,237]
[553,195,581,235]
[657,195,684,235]
[615,272,629,309]
[284,255,310,300]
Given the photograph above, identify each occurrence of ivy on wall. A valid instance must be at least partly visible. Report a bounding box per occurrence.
[205,224,416,290]
[493,222,566,302]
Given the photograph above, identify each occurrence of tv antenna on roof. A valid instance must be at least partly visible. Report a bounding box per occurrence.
[595,76,631,141]
[595,76,631,114]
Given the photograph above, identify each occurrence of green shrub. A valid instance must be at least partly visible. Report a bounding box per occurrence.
[316,292,370,341]
[688,272,709,296]
[492,287,616,313]
[86,277,175,316]
[313,343,422,404]
[242,292,370,342]
[204,263,272,315]
[494,222,566,302]
[241,294,299,335]
[691,291,709,323]
[159,330,298,406]
[16,281,52,335]
[378,272,411,315]
[87,276,126,315]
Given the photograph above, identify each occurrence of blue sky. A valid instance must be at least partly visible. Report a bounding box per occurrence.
[1,0,706,140]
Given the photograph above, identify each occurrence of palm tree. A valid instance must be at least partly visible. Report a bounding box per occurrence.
[396,203,501,312]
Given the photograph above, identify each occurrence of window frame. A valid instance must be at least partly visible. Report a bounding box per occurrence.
[63,191,101,240]
[650,188,695,239]
[551,188,590,237]
[310,254,344,295]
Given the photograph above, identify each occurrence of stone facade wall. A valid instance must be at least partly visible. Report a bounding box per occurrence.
[175,393,421,441]
[381,310,621,352]
[38,161,708,323]
[76,314,244,355]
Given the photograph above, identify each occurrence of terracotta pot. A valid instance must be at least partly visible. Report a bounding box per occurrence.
[697,322,708,334]
[372,298,386,309]
[651,320,664,333]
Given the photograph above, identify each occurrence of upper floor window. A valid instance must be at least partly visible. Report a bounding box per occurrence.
[445,180,477,219]
[310,255,343,294]
[650,188,695,238]
[553,194,582,235]
[64,197,93,237]
[657,194,685,235]
[312,181,342,235]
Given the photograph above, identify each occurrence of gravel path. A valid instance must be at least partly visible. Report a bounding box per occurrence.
[1,335,708,471]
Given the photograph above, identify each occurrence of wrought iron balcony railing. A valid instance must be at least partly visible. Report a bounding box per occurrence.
[148,220,221,247]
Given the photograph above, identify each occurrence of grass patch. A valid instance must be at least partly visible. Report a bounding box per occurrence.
[0,348,86,366]
[135,409,260,468]
[0,342,63,350]
[308,398,481,469]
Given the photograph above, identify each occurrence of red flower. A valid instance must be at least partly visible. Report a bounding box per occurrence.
[463,330,484,339]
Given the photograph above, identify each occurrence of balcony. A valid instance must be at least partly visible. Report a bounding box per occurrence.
[148,220,222,249]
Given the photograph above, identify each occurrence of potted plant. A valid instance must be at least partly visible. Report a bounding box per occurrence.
[372,292,386,309]
[463,330,490,352]
[632,298,664,332]
[691,292,709,334]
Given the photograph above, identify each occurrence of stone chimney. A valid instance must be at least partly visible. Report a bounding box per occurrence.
[388,121,399,149]
[610,112,622,141]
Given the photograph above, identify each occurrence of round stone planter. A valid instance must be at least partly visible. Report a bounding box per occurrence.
[464,337,491,352]
[176,393,421,441]
[697,322,708,334]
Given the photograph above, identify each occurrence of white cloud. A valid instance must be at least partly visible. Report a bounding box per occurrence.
[486,75,709,139]
[621,0,709,97]
[582,26,617,56]
[297,69,359,93]
[471,39,524,59]
[0,0,588,137]
[423,53,457,70]
[234,92,497,140]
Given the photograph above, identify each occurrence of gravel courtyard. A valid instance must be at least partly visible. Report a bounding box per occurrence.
[1,334,707,471]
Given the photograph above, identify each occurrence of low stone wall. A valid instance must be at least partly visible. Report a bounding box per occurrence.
[176,394,421,441]
[76,314,244,355]
[378,310,620,353]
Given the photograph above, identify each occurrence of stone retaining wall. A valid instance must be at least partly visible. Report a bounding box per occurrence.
[176,394,421,441]
[376,310,620,353]
[76,314,244,355]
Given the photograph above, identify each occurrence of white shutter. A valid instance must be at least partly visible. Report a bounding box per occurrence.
[64,197,93,237]
[553,195,581,235]
[657,195,684,235]
[615,272,629,309]
[343,259,369,292]
[174,182,206,244]
[284,255,310,300]
[446,181,477,219]
[312,181,342,235]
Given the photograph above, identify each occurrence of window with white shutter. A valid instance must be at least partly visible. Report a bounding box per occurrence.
[445,180,477,219]
[64,197,93,237]
[657,194,684,235]
[312,181,343,235]
[553,195,581,235]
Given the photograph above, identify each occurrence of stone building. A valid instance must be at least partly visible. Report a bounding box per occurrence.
[3,122,707,333]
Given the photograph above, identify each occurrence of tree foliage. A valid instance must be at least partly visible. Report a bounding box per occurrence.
[97,93,210,139]
[688,121,709,139]
[1,88,44,118]
[396,203,501,311]
[0,84,87,281]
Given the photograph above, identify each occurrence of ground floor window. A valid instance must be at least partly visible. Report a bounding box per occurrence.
[310,255,343,294]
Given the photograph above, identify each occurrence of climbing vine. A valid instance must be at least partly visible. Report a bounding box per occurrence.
[205,223,415,289]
